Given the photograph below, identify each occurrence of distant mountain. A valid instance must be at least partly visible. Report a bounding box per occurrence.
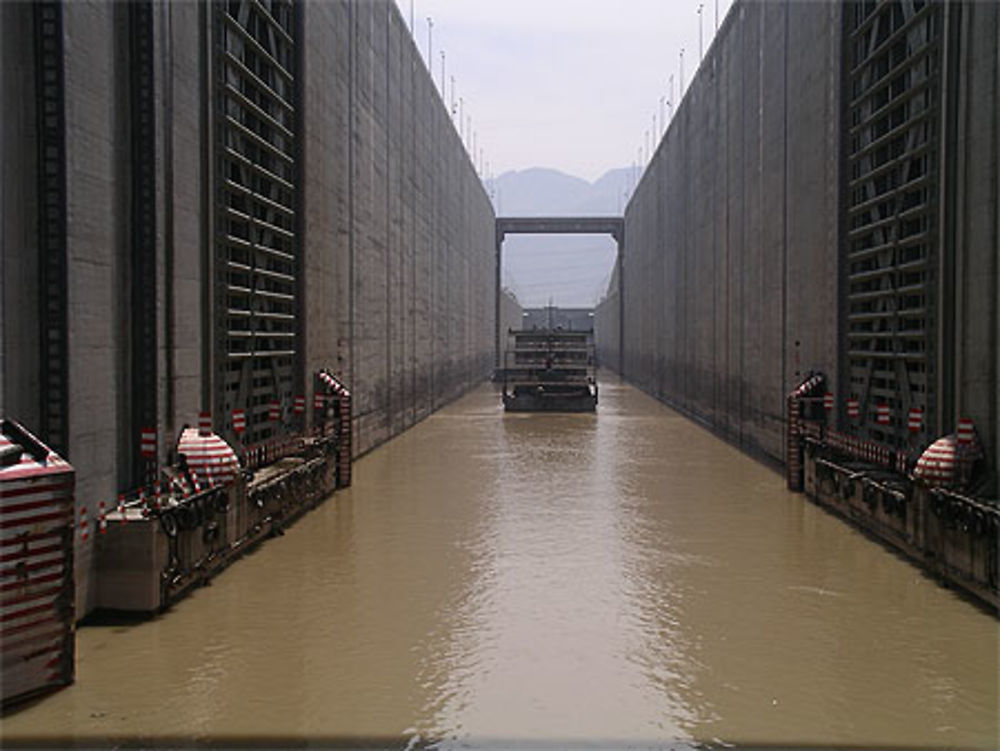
[494,167,631,216]
[492,168,591,215]
[493,167,629,307]
[585,167,634,214]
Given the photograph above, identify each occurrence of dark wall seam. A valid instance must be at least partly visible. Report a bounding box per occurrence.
[33,1,69,457]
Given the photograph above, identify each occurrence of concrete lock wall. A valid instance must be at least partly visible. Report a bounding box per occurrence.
[594,264,619,371]
[950,2,999,486]
[597,1,842,465]
[1,0,496,616]
[304,1,495,455]
[499,290,523,340]
[0,1,219,616]
[0,3,40,432]
[596,0,998,478]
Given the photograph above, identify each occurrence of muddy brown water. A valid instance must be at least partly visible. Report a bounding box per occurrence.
[3,382,997,748]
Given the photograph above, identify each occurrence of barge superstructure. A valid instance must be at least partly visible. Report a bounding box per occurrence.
[501,328,597,412]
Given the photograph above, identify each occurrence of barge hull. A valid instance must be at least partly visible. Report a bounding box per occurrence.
[503,392,596,413]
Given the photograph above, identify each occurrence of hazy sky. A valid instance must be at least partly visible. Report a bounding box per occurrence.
[394,0,736,183]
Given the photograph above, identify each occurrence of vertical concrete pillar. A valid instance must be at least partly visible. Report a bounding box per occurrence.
[617,240,625,377]
[494,229,503,372]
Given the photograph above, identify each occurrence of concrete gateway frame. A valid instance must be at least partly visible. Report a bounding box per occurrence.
[494,216,625,374]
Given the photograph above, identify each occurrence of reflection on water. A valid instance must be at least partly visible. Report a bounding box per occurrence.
[4,381,998,747]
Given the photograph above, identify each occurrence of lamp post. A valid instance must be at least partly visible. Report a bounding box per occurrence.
[680,48,685,95]
[698,4,704,63]
[440,50,445,95]
[668,73,674,122]
[426,17,432,70]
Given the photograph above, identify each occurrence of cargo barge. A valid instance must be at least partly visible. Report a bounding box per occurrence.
[501,328,597,412]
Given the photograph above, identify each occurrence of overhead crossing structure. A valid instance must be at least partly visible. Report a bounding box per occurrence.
[495,216,625,375]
